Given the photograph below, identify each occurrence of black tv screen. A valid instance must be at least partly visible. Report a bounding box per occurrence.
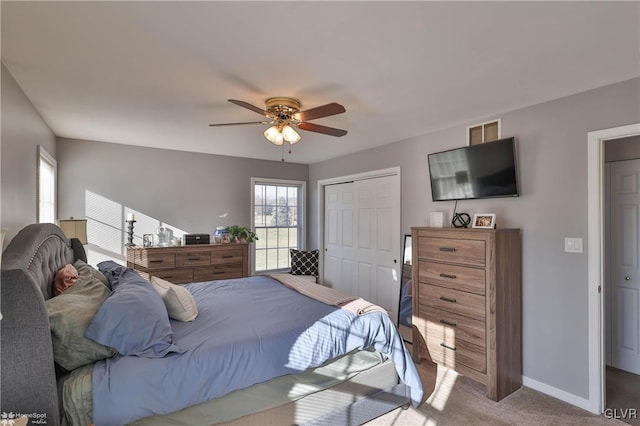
[428,137,519,201]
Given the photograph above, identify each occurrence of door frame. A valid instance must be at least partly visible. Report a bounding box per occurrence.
[587,123,640,413]
[317,167,401,286]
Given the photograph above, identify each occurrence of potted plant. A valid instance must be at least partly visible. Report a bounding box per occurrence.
[225,225,258,243]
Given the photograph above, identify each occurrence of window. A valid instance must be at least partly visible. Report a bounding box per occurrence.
[252,178,306,273]
[37,146,57,223]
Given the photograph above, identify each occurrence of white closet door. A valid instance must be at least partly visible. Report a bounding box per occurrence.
[323,174,400,324]
[355,175,400,322]
[324,182,356,295]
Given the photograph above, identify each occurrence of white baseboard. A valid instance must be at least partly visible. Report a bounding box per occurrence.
[522,376,595,413]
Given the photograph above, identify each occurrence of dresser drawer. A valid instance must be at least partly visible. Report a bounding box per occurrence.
[211,247,244,265]
[151,268,193,284]
[418,237,485,267]
[136,251,176,269]
[423,325,486,373]
[176,251,211,267]
[420,283,485,321]
[194,264,243,281]
[421,307,486,350]
[418,260,485,295]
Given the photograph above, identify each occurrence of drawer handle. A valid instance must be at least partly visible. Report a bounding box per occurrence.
[439,247,456,252]
[439,296,457,303]
[222,255,234,259]
[149,260,164,263]
[188,257,201,261]
[439,319,457,327]
[440,342,457,351]
[213,271,225,275]
[162,276,174,279]
[439,273,457,279]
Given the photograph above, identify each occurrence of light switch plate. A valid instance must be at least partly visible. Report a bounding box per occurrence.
[564,237,583,253]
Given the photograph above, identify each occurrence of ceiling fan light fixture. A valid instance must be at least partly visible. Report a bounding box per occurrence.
[264,126,284,145]
[282,125,301,144]
[213,97,347,155]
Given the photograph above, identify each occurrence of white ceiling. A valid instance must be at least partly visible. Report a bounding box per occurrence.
[2,1,639,164]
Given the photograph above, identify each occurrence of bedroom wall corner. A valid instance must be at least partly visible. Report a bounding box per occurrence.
[1,64,57,246]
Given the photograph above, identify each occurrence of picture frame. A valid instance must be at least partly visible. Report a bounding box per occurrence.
[143,234,154,247]
[472,213,496,229]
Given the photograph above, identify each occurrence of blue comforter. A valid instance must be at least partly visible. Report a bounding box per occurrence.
[92,275,423,425]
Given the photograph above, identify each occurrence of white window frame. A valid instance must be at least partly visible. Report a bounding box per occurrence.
[251,177,306,274]
[37,145,57,224]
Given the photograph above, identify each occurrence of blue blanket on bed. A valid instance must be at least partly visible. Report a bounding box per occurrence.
[91,275,423,425]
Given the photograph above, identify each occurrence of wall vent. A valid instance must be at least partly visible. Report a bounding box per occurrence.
[467,119,501,145]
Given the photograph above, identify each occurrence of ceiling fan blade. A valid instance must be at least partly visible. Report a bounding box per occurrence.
[294,103,346,122]
[228,99,270,117]
[209,121,270,127]
[297,122,348,137]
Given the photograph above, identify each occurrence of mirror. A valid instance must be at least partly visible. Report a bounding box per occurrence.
[398,234,413,343]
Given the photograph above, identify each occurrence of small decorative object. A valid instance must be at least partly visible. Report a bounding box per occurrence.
[156,227,173,247]
[143,234,153,247]
[472,213,496,229]
[452,212,471,228]
[213,226,228,244]
[429,212,445,228]
[125,214,136,247]
[225,225,258,243]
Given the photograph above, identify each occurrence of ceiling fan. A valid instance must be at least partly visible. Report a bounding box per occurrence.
[209,97,348,147]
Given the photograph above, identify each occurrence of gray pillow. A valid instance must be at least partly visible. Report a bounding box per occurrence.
[87,262,182,358]
[46,263,116,371]
[150,276,198,322]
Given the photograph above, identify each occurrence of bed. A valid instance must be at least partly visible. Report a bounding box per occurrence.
[0,224,423,425]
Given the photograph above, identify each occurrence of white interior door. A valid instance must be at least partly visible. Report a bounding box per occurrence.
[323,174,400,323]
[324,182,355,295]
[609,159,640,374]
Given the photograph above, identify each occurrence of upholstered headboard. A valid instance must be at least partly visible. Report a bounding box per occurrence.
[1,223,86,426]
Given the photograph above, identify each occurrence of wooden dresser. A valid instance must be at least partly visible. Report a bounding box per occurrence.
[126,243,249,284]
[411,227,521,401]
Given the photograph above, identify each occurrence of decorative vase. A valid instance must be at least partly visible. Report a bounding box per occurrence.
[214,226,228,244]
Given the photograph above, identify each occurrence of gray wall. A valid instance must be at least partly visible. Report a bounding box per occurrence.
[309,77,640,400]
[1,64,57,246]
[57,138,308,263]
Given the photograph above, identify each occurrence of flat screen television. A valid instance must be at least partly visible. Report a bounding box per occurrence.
[428,137,519,201]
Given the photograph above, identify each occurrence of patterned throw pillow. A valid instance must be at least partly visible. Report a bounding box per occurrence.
[290,249,319,277]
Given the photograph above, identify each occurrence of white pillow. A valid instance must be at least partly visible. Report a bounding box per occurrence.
[150,276,198,322]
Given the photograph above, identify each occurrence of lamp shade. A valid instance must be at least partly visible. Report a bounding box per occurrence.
[282,125,301,144]
[59,219,88,244]
[264,126,284,145]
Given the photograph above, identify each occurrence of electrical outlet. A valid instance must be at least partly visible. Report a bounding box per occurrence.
[564,237,583,253]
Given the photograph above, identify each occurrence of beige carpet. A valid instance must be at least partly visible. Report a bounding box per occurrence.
[367,357,628,426]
